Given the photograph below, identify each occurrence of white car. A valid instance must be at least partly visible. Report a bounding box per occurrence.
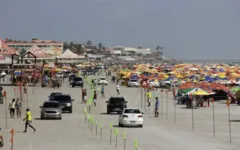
[127,79,140,87]
[118,108,143,128]
[98,77,108,85]
[56,72,63,78]
[148,80,160,88]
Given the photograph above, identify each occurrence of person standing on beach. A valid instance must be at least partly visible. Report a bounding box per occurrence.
[154,97,159,117]
[9,99,16,118]
[23,108,36,133]
[15,98,22,118]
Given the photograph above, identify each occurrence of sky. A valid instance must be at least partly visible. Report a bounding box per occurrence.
[0,0,240,60]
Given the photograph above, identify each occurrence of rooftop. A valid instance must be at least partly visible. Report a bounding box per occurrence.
[4,38,63,44]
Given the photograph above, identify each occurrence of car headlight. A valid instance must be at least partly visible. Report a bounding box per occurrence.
[67,103,71,106]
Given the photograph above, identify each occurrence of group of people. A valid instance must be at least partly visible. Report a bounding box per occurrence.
[9,98,22,118]
[9,98,36,133]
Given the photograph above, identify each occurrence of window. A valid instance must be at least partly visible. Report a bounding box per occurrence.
[74,77,82,81]
[53,95,71,102]
[43,102,60,108]
[124,109,140,114]
[109,98,125,104]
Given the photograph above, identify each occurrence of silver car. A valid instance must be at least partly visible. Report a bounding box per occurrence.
[40,101,62,120]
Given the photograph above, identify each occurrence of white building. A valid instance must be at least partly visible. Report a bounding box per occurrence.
[113,46,150,55]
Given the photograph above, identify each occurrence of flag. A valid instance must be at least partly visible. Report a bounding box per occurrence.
[226,98,230,107]
[211,97,214,103]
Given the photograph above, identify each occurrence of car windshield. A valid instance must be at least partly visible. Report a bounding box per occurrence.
[124,109,141,114]
[69,75,76,78]
[74,78,82,81]
[110,98,125,104]
[43,102,60,108]
[53,95,71,102]
[50,93,61,97]
[130,80,138,82]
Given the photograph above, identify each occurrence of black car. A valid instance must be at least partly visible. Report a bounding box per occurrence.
[69,74,77,82]
[72,77,84,87]
[106,97,127,114]
[49,92,62,101]
[50,94,74,113]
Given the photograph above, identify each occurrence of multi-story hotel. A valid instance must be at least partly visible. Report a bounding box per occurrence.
[5,38,63,56]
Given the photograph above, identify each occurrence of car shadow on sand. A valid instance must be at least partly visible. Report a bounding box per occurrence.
[100,113,120,115]
[113,125,140,128]
[34,118,61,120]
[230,120,240,122]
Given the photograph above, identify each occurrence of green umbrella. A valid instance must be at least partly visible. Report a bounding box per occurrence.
[230,87,240,92]
[180,88,194,94]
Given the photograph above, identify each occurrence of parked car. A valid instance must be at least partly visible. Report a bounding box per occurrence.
[40,101,62,120]
[118,108,143,127]
[106,97,127,114]
[72,77,84,87]
[148,79,160,88]
[50,94,74,113]
[127,79,140,87]
[98,77,108,85]
[56,72,63,78]
[49,92,62,101]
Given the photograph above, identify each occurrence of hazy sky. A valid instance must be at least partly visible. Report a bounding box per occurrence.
[1,0,240,60]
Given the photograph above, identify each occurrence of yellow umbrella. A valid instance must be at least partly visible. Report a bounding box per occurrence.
[188,88,209,95]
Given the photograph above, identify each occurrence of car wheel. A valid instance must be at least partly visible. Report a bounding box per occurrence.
[139,125,143,128]
[107,109,110,114]
[40,116,44,120]
[72,85,75,88]
[69,109,72,113]
[59,117,62,120]
[118,122,122,127]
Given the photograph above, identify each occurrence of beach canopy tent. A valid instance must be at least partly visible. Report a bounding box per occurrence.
[59,49,84,58]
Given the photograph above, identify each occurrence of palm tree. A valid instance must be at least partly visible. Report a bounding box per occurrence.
[86,40,92,47]
[156,46,163,51]
[19,48,27,56]
[98,43,102,51]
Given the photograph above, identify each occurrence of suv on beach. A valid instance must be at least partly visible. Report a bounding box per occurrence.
[106,97,127,114]
[49,92,62,101]
[72,77,84,87]
[50,94,74,113]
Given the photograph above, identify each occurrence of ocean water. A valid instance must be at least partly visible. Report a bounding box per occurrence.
[178,60,240,64]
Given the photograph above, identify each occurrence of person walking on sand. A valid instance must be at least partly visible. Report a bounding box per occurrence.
[81,88,85,103]
[101,85,105,98]
[93,91,97,106]
[146,90,152,107]
[9,99,16,118]
[154,97,159,117]
[15,98,22,118]
[116,83,120,95]
[23,108,36,133]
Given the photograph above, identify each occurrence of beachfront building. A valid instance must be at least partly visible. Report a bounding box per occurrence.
[113,46,151,55]
[5,38,63,56]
